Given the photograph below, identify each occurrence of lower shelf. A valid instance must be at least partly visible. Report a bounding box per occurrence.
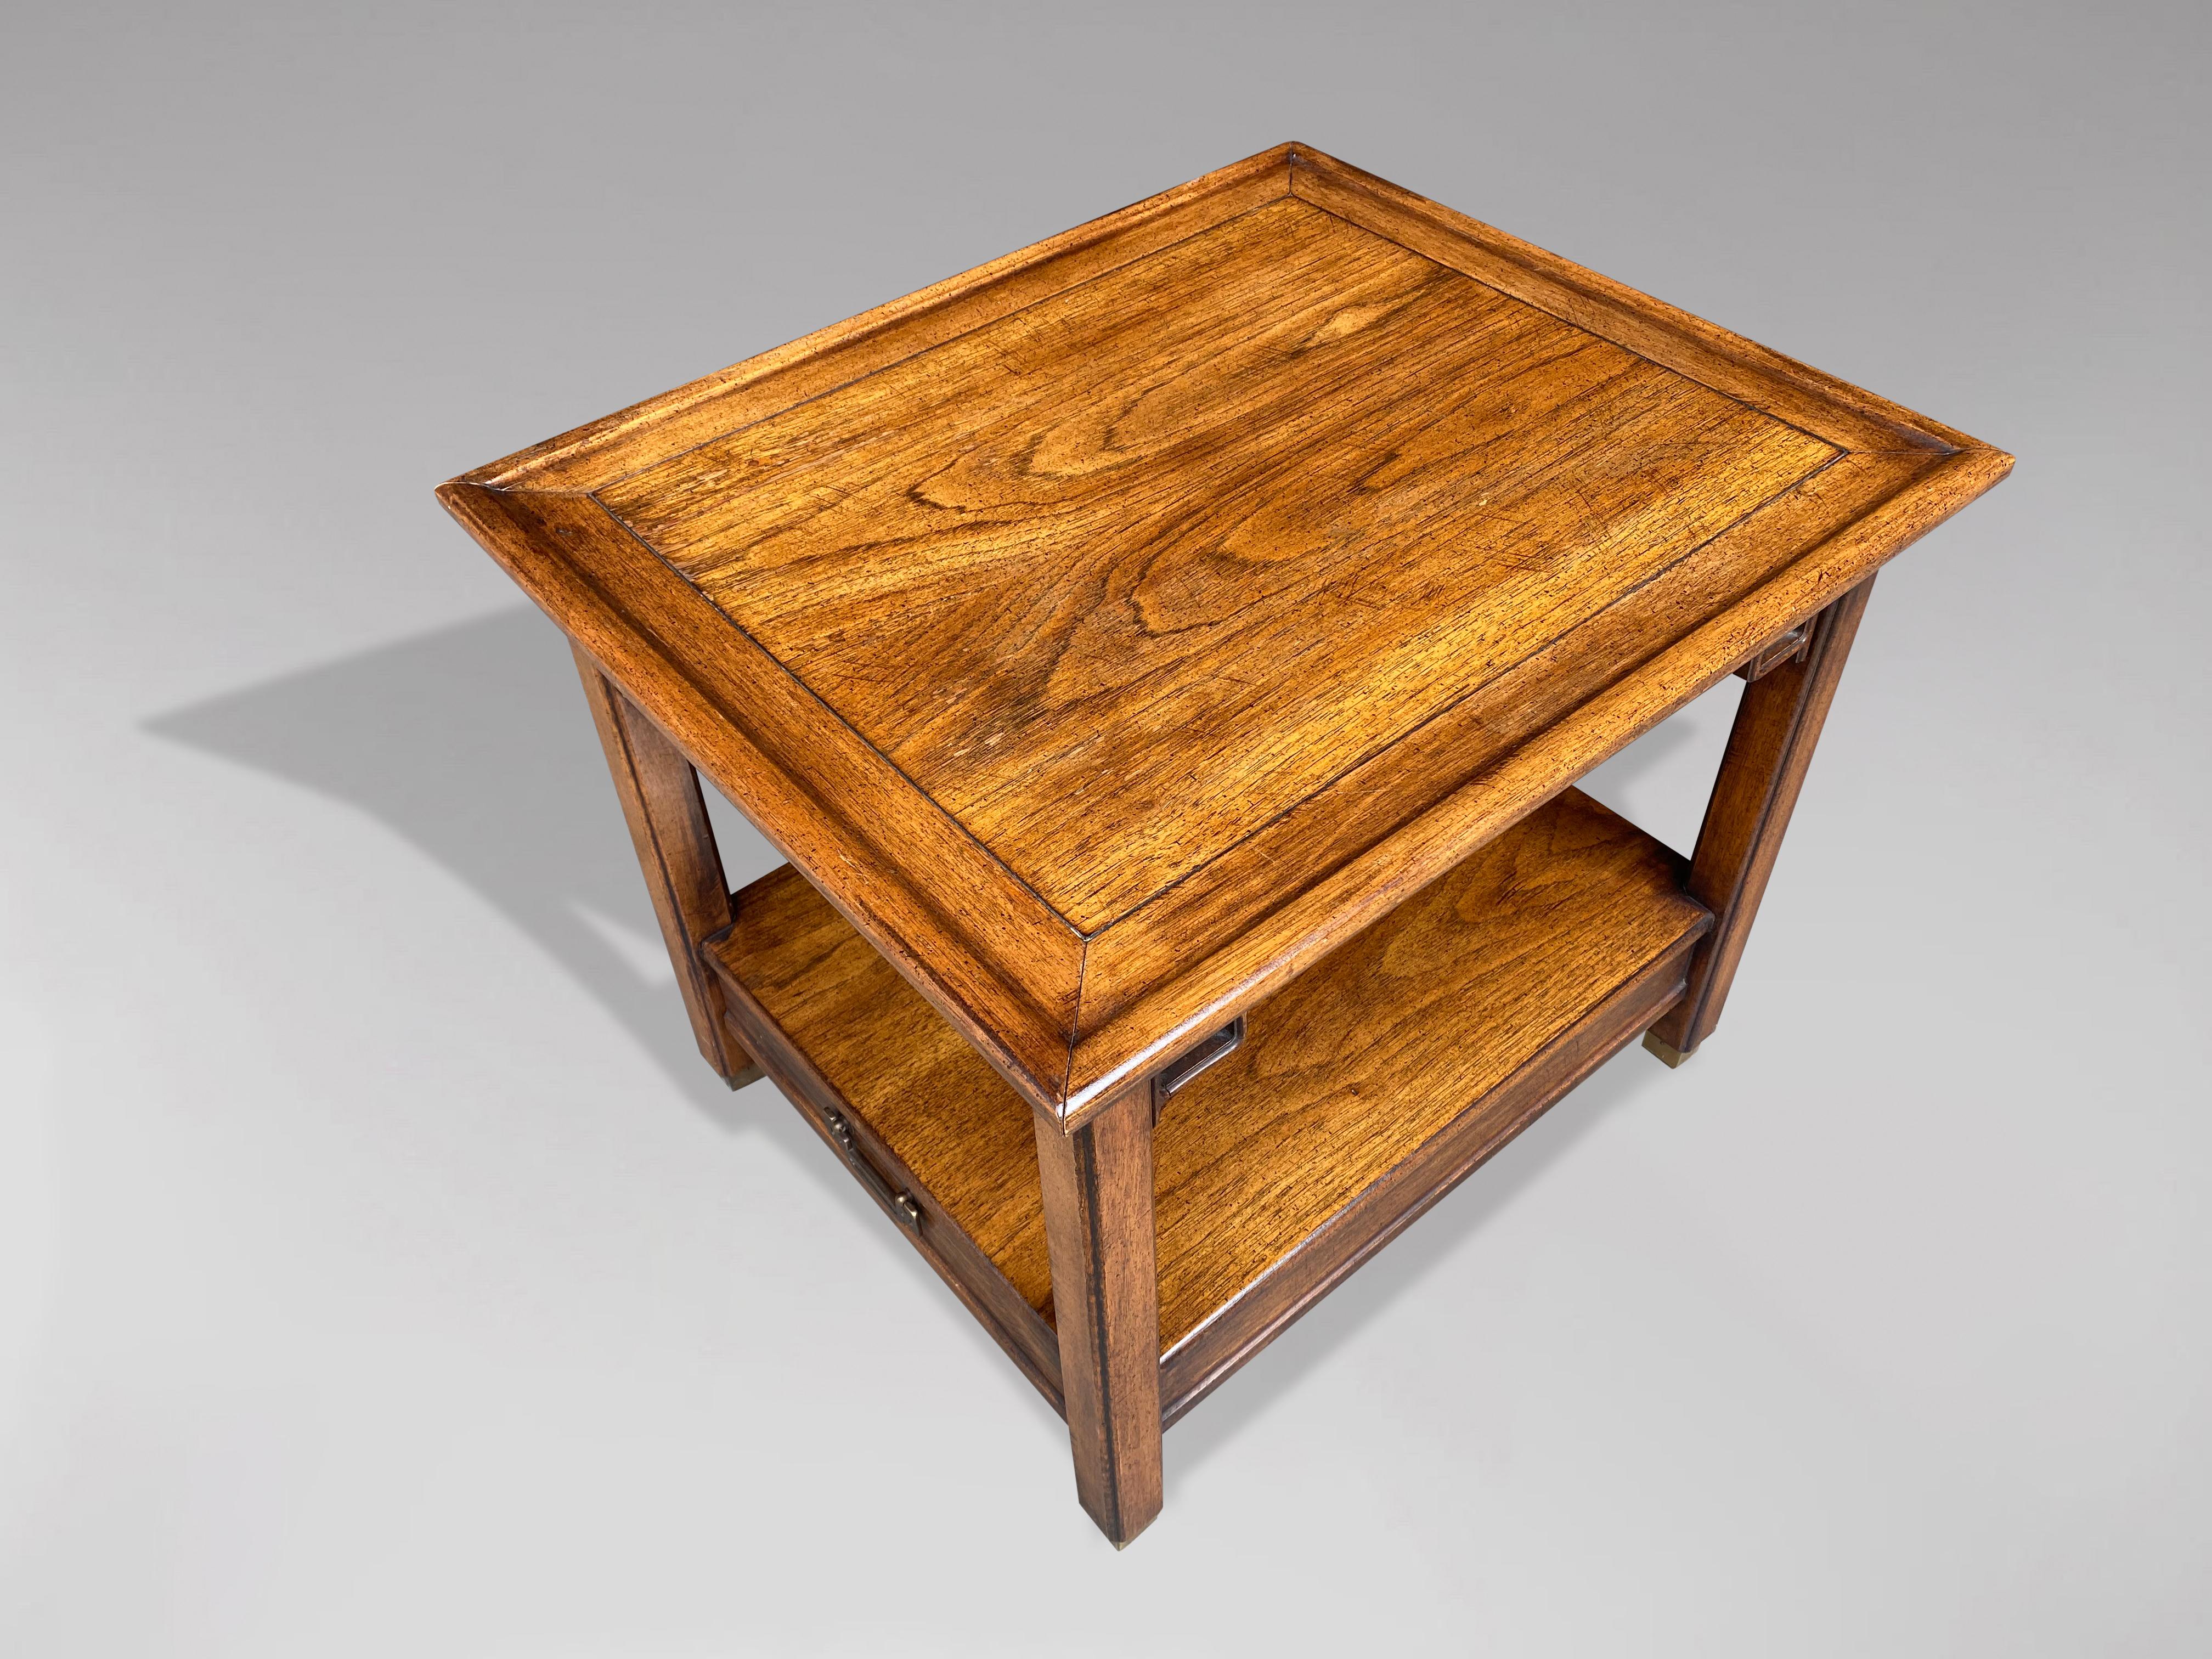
[704,787,1710,1425]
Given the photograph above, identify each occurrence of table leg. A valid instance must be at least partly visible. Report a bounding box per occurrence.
[1645,575,1877,1066]
[572,643,761,1088]
[1034,1080,1163,1547]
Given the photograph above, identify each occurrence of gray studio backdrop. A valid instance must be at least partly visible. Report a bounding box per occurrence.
[4,4,2206,1655]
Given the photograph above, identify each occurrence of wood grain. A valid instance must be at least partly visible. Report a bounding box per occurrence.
[1035,1081,1162,1547]
[602,197,1833,933]
[439,481,1083,1108]
[705,967,1063,1411]
[1161,933,1698,1425]
[1061,448,1919,1041]
[707,859,1057,1323]
[1645,576,1875,1061]
[701,787,1706,1362]
[1148,787,1707,1351]
[444,141,2011,1123]
[1058,444,2006,1119]
[1288,146,1981,455]
[572,647,751,1082]
[470,145,1295,494]
[443,144,2016,1544]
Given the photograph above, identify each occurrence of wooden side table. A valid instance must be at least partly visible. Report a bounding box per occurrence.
[439,144,2008,1546]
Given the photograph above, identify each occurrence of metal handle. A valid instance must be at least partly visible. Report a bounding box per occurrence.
[822,1108,922,1228]
[1153,1015,1246,1124]
[1737,619,1813,681]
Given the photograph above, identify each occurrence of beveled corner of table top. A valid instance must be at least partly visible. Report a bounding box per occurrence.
[439,141,2011,1127]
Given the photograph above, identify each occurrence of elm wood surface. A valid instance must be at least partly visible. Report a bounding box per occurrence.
[571,649,754,1086]
[1035,1083,1163,1546]
[439,141,2012,1126]
[707,888,1064,1408]
[1148,788,1707,1375]
[445,481,1082,1110]
[1645,577,1877,1065]
[700,789,1706,1401]
[597,195,1830,937]
[1163,934,1699,1427]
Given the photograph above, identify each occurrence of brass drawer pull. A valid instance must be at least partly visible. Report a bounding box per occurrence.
[822,1108,923,1228]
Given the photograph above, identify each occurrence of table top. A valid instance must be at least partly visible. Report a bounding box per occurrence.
[441,143,2008,1125]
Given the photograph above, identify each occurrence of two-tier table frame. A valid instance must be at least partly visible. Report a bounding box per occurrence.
[439,144,2008,1546]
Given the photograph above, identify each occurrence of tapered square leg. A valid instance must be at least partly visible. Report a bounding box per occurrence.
[573,644,762,1087]
[1647,576,1876,1062]
[1034,1081,1163,1547]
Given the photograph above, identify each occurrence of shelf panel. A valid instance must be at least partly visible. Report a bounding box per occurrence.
[1152,788,1707,1357]
[1157,919,1700,1423]
[704,787,1708,1413]
[704,866,1063,1403]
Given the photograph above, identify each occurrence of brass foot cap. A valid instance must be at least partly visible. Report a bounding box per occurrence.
[1641,1031,1691,1069]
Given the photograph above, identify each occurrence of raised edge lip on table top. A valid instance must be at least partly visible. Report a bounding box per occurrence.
[438,142,2013,1127]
